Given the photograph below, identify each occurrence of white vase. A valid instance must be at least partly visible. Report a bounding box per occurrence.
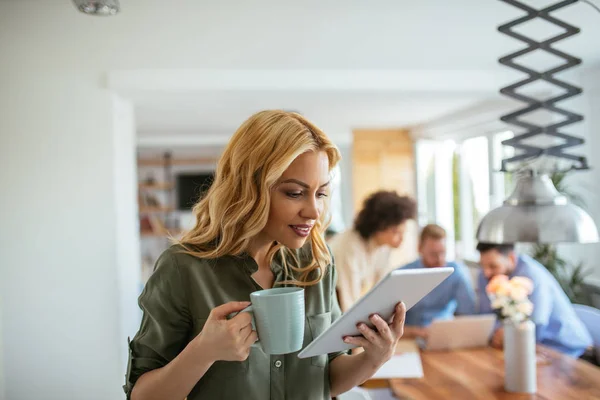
[503,319,536,393]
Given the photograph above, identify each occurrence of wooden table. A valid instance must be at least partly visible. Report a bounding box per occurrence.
[363,345,600,399]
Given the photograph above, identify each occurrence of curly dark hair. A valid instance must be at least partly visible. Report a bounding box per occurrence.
[353,191,417,239]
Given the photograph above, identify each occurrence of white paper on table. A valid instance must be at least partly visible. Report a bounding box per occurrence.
[371,339,424,379]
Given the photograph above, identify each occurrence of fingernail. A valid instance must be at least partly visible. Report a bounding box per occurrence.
[344,337,350,343]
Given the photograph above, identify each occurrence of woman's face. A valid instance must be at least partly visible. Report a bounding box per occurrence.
[373,222,407,248]
[262,151,330,249]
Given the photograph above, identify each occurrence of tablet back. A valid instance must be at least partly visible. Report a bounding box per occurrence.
[298,267,454,358]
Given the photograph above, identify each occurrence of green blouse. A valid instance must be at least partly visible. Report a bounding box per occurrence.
[123,244,347,400]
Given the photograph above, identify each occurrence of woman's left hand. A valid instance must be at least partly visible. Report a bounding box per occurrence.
[343,302,407,367]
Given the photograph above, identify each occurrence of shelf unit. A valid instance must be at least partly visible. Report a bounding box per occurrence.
[137,152,179,238]
[137,152,219,238]
[139,206,175,213]
[140,229,183,238]
[138,182,174,191]
[138,157,218,167]
[136,151,219,284]
[137,151,179,284]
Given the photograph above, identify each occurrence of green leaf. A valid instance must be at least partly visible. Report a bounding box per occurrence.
[529,243,589,303]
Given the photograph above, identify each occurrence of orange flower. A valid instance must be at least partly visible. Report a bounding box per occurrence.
[516,300,534,316]
[508,284,529,301]
[486,274,509,295]
[510,276,534,295]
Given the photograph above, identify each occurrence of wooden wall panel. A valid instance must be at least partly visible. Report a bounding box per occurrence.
[352,129,418,270]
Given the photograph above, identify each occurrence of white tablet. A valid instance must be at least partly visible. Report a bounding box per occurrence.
[298,267,454,358]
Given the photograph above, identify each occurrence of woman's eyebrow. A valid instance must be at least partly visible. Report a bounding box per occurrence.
[279,179,331,188]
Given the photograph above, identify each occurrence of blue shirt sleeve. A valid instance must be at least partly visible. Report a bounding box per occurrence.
[526,272,553,341]
[453,263,477,315]
[398,260,420,270]
[514,256,592,356]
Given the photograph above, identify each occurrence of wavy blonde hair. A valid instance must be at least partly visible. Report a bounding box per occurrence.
[178,110,341,286]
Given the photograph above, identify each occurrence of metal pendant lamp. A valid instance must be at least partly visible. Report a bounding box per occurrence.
[476,0,599,244]
[72,0,120,16]
[477,172,598,243]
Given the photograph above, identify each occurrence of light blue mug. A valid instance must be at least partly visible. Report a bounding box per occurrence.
[239,287,305,355]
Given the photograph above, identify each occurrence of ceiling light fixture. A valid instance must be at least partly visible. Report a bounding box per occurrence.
[72,0,120,16]
[476,0,599,244]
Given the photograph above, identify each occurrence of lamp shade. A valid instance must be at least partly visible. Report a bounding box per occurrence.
[476,174,599,244]
[72,0,120,15]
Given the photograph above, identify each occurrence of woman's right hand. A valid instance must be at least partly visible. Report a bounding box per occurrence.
[193,301,258,363]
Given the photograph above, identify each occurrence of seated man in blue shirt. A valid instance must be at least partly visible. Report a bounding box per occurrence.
[476,242,592,358]
[400,224,477,339]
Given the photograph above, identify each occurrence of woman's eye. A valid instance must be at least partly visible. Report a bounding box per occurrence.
[317,192,329,198]
[286,192,302,198]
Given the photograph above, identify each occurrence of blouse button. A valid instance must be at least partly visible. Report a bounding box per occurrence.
[274,360,282,368]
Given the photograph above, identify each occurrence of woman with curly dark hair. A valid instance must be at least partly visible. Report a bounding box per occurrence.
[329,191,416,311]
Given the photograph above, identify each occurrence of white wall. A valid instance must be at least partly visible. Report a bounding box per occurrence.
[583,68,600,281]
[112,96,143,370]
[0,300,4,400]
[0,69,124,399]
[0,6,140,399]
[0,82,141,399]
[560,68,600,282]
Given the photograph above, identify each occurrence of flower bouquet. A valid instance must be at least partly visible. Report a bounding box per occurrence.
[486,275,534,323]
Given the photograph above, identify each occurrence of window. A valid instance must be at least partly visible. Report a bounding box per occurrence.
[416,140,437,226]
[416,140,457,260]
[416,131,514,262]
[328,164,345,233]
[455,136,490,260]
[492,130,516,202]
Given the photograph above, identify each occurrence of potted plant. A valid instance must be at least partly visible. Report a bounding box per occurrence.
[530,168,590,304]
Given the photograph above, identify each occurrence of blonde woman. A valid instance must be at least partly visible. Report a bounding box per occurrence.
[124,110,407,400]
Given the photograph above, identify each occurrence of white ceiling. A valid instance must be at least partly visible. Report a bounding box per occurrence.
[135,91,485,136]
[110,0,600,140]
[106,0,600,70]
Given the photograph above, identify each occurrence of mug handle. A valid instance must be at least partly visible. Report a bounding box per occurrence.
[228,305,260,346]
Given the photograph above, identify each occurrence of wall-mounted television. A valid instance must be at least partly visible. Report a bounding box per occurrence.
[176,172,214,210]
